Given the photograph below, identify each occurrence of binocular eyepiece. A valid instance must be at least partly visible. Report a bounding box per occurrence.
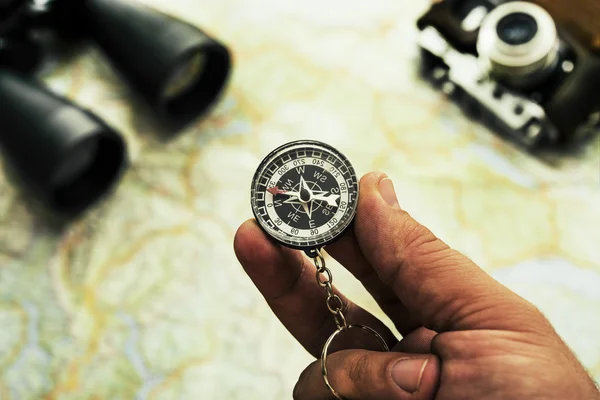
[0,0,232,217]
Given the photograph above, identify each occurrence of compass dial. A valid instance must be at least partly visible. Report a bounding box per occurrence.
[251,140,359,251]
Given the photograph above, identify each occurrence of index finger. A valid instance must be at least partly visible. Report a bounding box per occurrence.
[233,220,397,357]
[352,173,549,334]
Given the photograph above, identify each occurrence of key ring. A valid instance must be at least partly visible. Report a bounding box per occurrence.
[311,249,390,400]
[321,324,390,400]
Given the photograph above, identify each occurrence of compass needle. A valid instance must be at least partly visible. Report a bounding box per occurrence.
[313,193,341,207]
[267,187,287,196]
[283,192,301,203]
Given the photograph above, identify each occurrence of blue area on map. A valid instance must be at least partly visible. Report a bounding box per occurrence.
[5,302,52,400]
[118,312,166,400]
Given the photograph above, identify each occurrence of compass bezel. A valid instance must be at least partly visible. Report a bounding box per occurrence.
[250,140,359,252]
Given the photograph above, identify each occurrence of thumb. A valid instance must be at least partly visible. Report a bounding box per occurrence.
[353,172,548,334]
[293,349,440,400]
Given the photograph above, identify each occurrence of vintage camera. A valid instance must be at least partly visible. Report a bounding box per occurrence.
[417,0,600,149]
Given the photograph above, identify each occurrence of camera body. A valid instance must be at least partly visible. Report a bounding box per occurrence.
[417,0,600,149]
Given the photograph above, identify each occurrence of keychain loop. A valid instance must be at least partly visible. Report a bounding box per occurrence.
[333,310,348,329]
[326,294,344,314]
[317,268,333,287]
[308,248,390,400]
[321,325,390,400]
[313,250,326,272]
[311,249,346,327]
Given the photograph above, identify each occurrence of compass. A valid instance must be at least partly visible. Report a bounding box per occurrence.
[250,140,388,397]
[250,140,359,253]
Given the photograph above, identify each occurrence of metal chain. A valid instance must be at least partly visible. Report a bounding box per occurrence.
[312,248,348,330]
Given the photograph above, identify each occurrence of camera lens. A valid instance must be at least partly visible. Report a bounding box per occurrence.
[496,13,538,46]
[477,2,559,89]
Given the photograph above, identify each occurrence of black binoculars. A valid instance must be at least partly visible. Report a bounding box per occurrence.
[0,0,231,216]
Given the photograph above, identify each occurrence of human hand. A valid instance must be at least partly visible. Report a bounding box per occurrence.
[234,172,600,399]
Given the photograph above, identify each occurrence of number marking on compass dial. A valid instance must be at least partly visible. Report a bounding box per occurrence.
[251,141,359,250]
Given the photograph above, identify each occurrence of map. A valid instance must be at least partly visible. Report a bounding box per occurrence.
[0,0,599,398]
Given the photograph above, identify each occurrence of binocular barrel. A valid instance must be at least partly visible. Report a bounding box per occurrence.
[0,69,126,215]
[79,0,232,129]
[0,0,232,217]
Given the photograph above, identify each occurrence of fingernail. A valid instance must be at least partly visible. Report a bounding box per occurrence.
[379,178,400,208]
[391,357,429,393]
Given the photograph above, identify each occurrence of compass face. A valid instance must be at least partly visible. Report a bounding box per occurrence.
[251,140,359,250]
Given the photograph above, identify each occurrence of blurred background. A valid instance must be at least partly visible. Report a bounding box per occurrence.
[0,0,599,398]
